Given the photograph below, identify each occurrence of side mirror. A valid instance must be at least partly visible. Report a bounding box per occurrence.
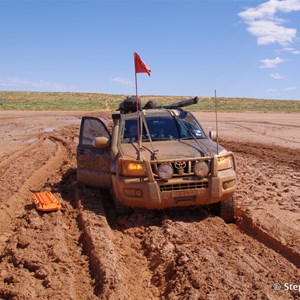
[93,137,111,149]
[209,131,217,142]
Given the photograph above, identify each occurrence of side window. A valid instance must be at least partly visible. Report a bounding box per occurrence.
[80,117,110,146]
[122,119,138,143]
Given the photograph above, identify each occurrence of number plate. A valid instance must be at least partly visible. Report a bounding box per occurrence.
[172,189,199,198]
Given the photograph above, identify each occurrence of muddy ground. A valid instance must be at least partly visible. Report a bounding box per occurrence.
[0,110,299,300]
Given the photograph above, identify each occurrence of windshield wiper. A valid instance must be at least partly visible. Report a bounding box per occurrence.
[139,112,158,159]
[169,111,204,156]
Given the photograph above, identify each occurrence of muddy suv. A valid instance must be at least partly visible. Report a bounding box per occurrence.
[77,97,237,222]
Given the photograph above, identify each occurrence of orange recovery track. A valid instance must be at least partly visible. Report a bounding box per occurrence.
[32,191,62,212]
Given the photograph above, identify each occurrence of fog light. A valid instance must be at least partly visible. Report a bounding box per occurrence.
[194,161,209,178]
[158,164,173,180]
[124,188,143,198]
[135,190,143,197]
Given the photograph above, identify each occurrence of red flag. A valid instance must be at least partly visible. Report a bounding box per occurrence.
[134,52,151,76]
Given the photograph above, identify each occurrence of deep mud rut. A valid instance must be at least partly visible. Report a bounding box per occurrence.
[0,111,299,300]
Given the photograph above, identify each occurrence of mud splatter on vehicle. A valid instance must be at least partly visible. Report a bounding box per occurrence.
[77,97,237,222]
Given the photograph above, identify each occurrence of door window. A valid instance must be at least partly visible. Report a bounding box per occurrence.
[79,117,110,146]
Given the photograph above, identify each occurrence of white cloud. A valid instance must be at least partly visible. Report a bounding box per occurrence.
[0,77,75,91]
[282,47,300,54]
[270,73,285,79]
[239,0,300,46]
[110,77,133,86]
[275,47,300,54]
[247,20,296,46]
[267,88,277,93]
[260,56,287,68]
[284,86,296,91]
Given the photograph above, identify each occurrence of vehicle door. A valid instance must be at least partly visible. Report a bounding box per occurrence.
[77,117,111,188]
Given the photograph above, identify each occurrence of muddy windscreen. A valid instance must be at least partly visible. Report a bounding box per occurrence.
[121,113,205,143]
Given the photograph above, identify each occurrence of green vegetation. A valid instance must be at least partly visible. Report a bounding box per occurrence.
[0,91,299,112]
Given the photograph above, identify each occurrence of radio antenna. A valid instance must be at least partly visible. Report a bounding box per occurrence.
[215,89,219,155]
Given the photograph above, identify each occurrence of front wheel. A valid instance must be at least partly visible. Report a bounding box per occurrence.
[219,196,236,223]
[110,189,133,216]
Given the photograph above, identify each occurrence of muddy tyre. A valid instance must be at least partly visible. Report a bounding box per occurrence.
[219,196,236,223]
[110,189,133,216]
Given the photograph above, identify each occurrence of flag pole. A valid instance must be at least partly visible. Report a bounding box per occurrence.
[134,66,141,159]
[133,52,151,160]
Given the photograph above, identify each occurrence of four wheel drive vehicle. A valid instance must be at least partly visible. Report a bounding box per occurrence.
[76,97,237,222]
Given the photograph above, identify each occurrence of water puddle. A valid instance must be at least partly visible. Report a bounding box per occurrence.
[43,127,55,132]
[64,119,81,124]
[27,138,38,144]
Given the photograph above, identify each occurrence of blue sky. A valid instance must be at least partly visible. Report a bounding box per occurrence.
[1,0,300,100]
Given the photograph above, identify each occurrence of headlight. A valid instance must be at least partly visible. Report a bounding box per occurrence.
[194,161,209,178]
[158,164,173,180]
[218,156,233,171]
[122,161,146,177]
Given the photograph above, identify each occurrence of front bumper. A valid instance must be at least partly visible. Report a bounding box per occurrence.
[111,157,236,209]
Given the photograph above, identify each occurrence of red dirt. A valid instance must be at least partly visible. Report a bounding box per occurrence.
[0,110,299,300]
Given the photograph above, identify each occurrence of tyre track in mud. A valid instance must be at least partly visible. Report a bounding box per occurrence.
[224,122,300,146]
[75,187,126,298]
[0,135,62,246]
[0,127,97,299]
[221,139,300,170]
[73,135,300,299]
[76,184,300,299]
[1,114,300,299]
[74,186,161,299]
[238,211,300,268]
[74,186,300,299]
[222,139,300,268]
[227,120,300,129]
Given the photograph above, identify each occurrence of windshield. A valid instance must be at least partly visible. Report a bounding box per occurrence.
[121,112,205,143]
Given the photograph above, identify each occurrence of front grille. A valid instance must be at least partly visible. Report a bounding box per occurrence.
[160,181,209,192]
